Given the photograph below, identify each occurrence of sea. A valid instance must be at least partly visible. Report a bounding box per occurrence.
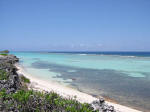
[12,51,150,112]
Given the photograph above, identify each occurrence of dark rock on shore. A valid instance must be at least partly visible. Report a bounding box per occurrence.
[91,97,117,112]
[0,55,21,94]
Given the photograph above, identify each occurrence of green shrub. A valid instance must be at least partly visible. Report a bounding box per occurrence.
[0,89,7,98]
[0,54,8,56]
[0,50,9,54]
[12,90,33,103]
[0,89,95,112]
[20,75,30,83]
[0,70,7,80]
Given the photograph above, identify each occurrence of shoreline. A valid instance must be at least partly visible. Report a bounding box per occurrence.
[16,64,141,112]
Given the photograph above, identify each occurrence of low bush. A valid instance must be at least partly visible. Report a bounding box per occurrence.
[0,89,95,112]
[0,70,7,80]
[0,54,8,56]
[20,75,30,83]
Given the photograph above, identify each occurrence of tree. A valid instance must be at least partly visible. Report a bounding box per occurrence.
[0,50,9,54]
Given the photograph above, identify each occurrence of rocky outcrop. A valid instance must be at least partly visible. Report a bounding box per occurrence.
[0,55,21,94]
[91,97,117,112]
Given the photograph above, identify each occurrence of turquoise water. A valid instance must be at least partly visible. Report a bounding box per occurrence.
[12,52,150,111]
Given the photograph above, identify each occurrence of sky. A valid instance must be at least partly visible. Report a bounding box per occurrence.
[0,0,150,51]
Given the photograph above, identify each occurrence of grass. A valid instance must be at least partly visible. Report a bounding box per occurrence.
[0,89,96,112]
[0,54,8,56]
[0,70,7,80]
[20,75,30,83]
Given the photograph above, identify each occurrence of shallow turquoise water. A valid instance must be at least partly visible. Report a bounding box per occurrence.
[12,52,150,111]
[14,52,150,77]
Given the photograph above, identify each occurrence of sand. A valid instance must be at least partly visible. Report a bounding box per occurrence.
[16,65,141,112]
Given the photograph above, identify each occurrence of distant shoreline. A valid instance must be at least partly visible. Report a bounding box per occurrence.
[11,51,150,58]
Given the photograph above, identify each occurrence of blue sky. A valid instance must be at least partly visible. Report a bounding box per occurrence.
[0,0,150,51]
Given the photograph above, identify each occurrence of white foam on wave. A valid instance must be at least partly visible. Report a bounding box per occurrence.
[67,70,77,73]
[79,54,87,56]
[120,56,136,58]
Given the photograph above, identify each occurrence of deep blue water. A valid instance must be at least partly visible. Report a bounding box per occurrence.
[48,51,150,57]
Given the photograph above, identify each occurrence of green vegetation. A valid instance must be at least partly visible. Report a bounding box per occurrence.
[0,54,8,56]
[0,89,7,98]
[0,50,9,56]
[0,89,95,112]
[0,50,9,54]
[20,75,30,83]
[0,70,7,80]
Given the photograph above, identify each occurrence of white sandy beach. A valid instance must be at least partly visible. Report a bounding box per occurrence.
[16,65,141,112]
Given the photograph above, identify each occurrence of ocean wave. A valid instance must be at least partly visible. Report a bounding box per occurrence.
[70,60,80,62]
[120,56,136,58]
[78,54,87,56]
